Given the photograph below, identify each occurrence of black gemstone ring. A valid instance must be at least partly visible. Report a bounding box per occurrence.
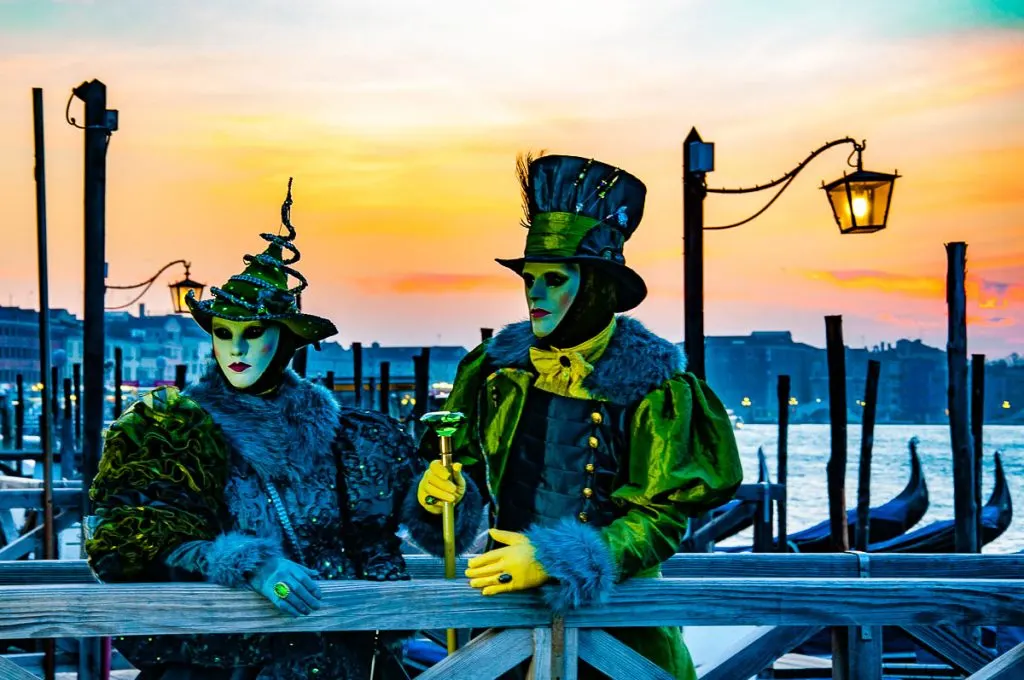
[498,573,513,584]
[424,495,438,506]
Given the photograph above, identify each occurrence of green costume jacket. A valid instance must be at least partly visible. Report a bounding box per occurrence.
[418,316,742,679]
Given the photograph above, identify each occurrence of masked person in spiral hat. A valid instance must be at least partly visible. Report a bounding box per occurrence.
[415,154,743,679]
[85,181,483,680]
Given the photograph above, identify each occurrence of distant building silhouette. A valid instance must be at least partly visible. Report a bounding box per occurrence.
[1,305,1020,424]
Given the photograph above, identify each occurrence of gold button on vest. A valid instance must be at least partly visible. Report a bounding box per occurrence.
[588,436,599,448]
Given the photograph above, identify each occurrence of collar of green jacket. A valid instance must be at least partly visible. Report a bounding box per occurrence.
[486,315,687,406]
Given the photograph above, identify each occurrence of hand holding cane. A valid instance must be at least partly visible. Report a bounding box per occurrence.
[420,410,467,654]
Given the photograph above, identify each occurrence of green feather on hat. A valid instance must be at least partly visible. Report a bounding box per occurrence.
[185,178,337,348]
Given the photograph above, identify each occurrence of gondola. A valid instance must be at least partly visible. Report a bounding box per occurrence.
[868,450,1011,553]
[716,438,930,553]
[785,437,929,552]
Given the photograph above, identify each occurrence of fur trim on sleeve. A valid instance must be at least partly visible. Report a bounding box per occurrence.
[204,532,284,588]
[401,476,484,556]
[526,518,617,612]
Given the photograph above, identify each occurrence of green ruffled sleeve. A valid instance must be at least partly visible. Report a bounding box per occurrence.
[86,387,230,582]
[602,372,742,579]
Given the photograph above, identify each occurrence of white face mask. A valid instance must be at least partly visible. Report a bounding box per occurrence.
[211,318,281,389]
[523,262,581,339]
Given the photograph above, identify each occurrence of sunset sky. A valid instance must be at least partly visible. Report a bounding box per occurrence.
[1,0,1022,357]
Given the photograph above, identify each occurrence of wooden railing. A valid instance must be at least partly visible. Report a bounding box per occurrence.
[1,554,1023,679]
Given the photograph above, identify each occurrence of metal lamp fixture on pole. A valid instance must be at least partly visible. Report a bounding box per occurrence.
[682,128,899,380]
[105,259,205,313]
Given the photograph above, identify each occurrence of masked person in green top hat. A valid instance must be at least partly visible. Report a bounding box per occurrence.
[85,180,483,680]
[414,154,743,679]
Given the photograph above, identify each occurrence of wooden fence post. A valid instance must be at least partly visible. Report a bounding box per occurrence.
[776,374,790,550]
[113,347,123,419]
[379,362,391,415]
[174,364,187,390]
[353,342,363,408]
[825,314,852,679]
[946,242,978,554]
[971,354,985,544]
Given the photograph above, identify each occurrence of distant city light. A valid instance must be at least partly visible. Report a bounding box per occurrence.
[741,396,752,407]
[788,397,798,406]
[1003,400,1012,409]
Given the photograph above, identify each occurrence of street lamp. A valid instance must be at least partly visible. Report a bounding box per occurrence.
[105,260,204,314]
[682,128,898,380]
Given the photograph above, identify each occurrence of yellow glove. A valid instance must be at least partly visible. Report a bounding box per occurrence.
[464,529,549,595]
[416,460,466,515]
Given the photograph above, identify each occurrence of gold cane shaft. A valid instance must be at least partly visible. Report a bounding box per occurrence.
[439,435,458,654]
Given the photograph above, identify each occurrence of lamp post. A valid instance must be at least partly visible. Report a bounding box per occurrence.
[105,259,205,313]
[682,128,899,380]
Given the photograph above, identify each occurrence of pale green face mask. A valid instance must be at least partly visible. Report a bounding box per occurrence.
[211,318,281,389]
[523,262,581,339]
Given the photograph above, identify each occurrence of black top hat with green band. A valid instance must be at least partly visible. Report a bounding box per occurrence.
[185,179,337,348]
[496,153,648,312]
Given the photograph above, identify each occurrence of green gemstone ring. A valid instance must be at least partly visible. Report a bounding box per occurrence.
[424,495,438,506]
[273,581,291,599]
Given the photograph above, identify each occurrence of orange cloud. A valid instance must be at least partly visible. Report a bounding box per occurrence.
[353,273,514,295]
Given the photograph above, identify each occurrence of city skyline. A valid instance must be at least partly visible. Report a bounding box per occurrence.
[1,1,1022,356]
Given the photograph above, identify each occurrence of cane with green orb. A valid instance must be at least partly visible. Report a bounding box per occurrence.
[420,410,466,654]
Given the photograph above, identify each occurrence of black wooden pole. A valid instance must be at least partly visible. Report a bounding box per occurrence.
[32,85,58,680]
[74,77,113,680]
[855,360,881,552]
[379,361,391,414]
[72,363,81,446]
[776,374,790,550]
[825,314,851,680]
[15,374,24,453]
[683,128,708,381]
[352,342,363,408]
[76,78,109,504]
[971,354,985,544]
[325,370,335,393]
[62,377,74,479]
[946,242,977,554]
[113,347,123,419]
[174,364,187,390]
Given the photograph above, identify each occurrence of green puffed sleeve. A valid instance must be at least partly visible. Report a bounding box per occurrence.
[86,387,230,582]
[602,372,742,579]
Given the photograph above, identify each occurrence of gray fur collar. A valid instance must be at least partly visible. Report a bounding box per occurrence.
[184,366,340,484]
[485,315,686,405]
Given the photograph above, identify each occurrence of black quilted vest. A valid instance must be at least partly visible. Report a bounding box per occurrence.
[497,387,629,532]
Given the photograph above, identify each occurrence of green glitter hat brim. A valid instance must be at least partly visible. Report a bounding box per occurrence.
[186,294,337,347]
[495,254,647,313]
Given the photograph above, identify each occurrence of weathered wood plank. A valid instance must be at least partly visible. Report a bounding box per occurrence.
[532,627,552,680]
[0,477,80,490]
[902,624,996,674]
[6,553,1024,586]
[2,578,1019,639]
[0,561,96,585]
[563,626,579,680]
[0,512,74,560]
[415,628,532,680]
[698,625,823,680]
[578,629,673,680]
[0,656,40,680]
[966,641,1024,680]
[0,489,81,510]
[402,552,1024,580]
[848,626,882,680]
[567,579,1024,628]
[730,483,785,503]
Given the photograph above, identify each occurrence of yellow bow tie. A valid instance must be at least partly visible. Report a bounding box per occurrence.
[527,318,617,400]
[529,347,596,399]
